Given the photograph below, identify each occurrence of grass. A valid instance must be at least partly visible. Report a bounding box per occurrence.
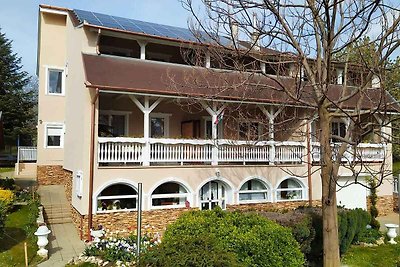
[0,167,14,174]
[0,202,42,267]
[341,239,400,267]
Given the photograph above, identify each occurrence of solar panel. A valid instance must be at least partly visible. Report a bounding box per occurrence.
[73,9,210,44]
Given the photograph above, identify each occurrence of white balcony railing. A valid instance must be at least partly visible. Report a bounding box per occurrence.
[17,146,37,162]
[98,137,386,166]
[97,137,306,166]
[311,142,386,163]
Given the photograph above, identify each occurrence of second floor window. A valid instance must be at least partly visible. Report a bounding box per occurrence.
[331,121,346,142]
[239,122,261,140]
[47,68,64,95]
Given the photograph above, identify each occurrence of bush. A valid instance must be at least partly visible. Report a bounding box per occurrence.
[339,208,370,253]
[0,201,6,239]
[259,210,316,256]
[0,189,15,210]
[140,208,305,267]
[357,228,382,244]
[0,177,15,190]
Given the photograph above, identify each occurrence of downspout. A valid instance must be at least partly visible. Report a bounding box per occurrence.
[88,88,99,240]
[95,29,101,55]
[306,121,313,206]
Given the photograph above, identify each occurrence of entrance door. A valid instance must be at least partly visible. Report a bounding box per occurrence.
[200,181,226,210]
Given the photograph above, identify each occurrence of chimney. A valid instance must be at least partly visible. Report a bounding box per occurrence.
[251,13,260,51]
[231,21,239,45]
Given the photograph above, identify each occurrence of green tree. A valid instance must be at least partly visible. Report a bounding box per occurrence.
[0,29,36,148]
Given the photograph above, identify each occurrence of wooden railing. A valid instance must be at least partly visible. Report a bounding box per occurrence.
[97,137,306,166]
[98,137,386,166]
[311,142,386,163]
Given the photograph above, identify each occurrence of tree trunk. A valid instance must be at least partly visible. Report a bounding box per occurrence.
[319,106,340,267]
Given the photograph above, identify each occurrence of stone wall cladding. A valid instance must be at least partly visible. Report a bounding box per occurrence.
[37,165,71,185]
[394,193,399,211]
[367,195,394,216]
[71,200,323,240]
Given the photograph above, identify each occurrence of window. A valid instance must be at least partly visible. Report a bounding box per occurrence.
[239,122,261,140]
[276,178,305,201]
[99,113,128,137]
[239,179,270,203]
[47,68,65,95]
[97,183,137,212]
[45,124,64,148]
[331,121,346,142]
[204,117,223,139]
[150,113,170,138]
[151,182,189,208]
[394,178,399,194]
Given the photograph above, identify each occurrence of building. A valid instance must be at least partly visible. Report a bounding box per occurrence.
[36,5,398,239]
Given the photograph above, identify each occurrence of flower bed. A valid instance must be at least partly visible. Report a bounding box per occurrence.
[70,230,160,266]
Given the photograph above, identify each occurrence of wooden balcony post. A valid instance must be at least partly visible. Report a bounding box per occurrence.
[259,105,283,165]
[129,95,162,166]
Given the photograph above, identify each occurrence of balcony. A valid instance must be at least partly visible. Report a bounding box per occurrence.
[97,137,385,166]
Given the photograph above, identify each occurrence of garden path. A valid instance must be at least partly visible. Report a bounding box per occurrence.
[37,185,85,267]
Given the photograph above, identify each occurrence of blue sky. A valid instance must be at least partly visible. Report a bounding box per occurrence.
[0,0,197,76]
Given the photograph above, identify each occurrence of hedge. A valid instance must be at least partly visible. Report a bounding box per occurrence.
[140,208,305,267]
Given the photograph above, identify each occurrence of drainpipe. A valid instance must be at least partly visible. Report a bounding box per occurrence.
[306,121,313,206]
[95,29,101,55]
[88,88,99,240]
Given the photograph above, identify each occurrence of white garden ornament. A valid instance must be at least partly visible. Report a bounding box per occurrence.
[385,224,399,244]
[34,225,51,258]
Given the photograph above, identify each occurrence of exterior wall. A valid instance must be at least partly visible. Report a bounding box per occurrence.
[394,193,399,211]
[63,15,97,216]
[367,195,395,216]
[37,12,67,166]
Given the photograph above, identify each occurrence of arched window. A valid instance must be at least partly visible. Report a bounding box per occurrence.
[151,182,189,208]
[276,178,305,201]
[97,183,137,212]
[239,179,270,203]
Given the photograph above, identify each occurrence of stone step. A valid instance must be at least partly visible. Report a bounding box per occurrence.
[45,212,71,220]
[47,217,73,224]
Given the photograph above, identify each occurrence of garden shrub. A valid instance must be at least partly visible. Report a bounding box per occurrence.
[258,210,316,256]
[0,189,15,210]
[357,228,382,244]
[0,201,6,239]
[0,177,15,190]
[368,179,380,230]
[140,208,305,267]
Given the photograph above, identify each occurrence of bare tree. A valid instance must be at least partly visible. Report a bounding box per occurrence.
[176,1,400,266]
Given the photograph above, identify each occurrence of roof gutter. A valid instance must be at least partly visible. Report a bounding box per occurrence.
[88,88,99,240]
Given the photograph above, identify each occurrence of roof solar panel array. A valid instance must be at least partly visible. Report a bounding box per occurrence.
[73,9,209,43]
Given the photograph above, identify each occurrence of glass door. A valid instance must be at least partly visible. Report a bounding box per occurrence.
[200,181,226,210]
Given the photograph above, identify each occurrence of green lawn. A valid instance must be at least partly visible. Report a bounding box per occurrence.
[342,241,400,267]
[0,202,42,267]
[0,167,14,174]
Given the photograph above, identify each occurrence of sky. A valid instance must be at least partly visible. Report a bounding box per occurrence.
[0,0,198,76]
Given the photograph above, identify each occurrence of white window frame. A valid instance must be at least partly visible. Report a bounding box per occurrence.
[331,119,347,142]
[96,184,138,214]
[150,113,171,137]
[44,123,65,148]
[99,110,131,136]
[45,66,66,96]
[238,179,271,204]
[276,178,306,202]
[394,177,399,194]
[238,120,263,140]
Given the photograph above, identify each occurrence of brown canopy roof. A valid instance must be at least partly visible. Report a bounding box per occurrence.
[82,54,400,112]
